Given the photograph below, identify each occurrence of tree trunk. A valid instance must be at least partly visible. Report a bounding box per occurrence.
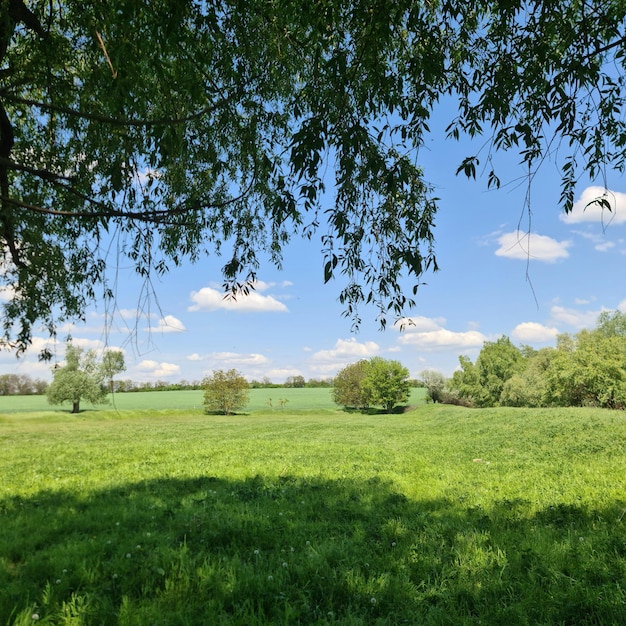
[72,400,80,413]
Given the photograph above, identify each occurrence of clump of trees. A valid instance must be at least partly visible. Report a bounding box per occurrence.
[283,375,305,388]
[449,311,626,410]
[203,369,250,415]
[0,374,48,395]
[46,343,125,413]
[333,357,411,413]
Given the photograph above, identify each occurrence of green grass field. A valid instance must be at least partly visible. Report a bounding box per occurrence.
[0,387,428,415]
[1,401,625,624]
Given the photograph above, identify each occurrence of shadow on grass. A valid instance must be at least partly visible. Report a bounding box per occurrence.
[339,405,414,416]
[1,475,625,624]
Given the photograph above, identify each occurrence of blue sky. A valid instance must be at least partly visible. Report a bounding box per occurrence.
[2,106,626,384]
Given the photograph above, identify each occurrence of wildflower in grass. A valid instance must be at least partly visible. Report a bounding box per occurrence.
[268,575,273,581]
[282,561,288,568]
[370,597,377,605]
[126,553,131,558]
[391,541,396,547]
[31,614,39,621]
[56,579,61,584]
[254,549,260,555]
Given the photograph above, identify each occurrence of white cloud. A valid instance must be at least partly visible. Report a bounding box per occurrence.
[188,285,288,313]
[560,186,626,224]
[64,337,108,351]
[572,229,617,252]
[495,231,571,262]
[266,368,302,382]
[136,167,161,185]
[207,352,270,367]
[0,284,15,302]
[187,351,270,368]
[619,300,626,312]
[550,305,604,329]
[395,316,488,351]
[594,241,615,252]
[311,338,380,363]
[309,338,380,376]
[117,308,143,320]
[154,315,186,333]
[511,322,559,343]
[0,336,128,380]
[199,352,273,382]
[394,315,447,332]
[135,360,181,379]
[0,336,56,379]
[398,328,487,350]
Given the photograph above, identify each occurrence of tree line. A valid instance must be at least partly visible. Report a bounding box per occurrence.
[0,374,48,396]
[440,310,626,410]
[203,358,414,415]
[20,309,626,413]
[0,373,334,396]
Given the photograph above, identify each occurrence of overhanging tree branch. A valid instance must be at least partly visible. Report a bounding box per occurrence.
[2,92,244,128]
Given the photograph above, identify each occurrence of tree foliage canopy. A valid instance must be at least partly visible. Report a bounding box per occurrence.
[418,369,446,403]
[332,359,371,410]
[46,342,125,412]
[2,1,626,352]
[450,311,626,409]
[333,357,410,412]
[202,369,250,415]
[361,356,411,412]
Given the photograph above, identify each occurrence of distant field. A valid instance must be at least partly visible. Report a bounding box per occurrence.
[1,403,625,624]
[0,387,428,414]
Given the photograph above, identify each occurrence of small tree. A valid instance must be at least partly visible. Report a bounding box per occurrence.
[333,357,411,413]
[203,369,250,415]
[419,369,446,403]
[284,375,305,388]
[362,357,411,413]
[332,360,371,410]
[46,343,125,413]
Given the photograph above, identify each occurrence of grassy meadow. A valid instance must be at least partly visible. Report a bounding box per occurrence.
[0,387,428,415]
[1,396,625,624]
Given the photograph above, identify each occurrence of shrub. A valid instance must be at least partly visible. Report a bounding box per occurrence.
[202,369,250,415]
[333,357,411,413]
[332,360,371,410]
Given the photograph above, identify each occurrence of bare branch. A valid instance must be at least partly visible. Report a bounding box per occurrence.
[3,92,242,128]
[583,33,626,60]
[0,156,71,181]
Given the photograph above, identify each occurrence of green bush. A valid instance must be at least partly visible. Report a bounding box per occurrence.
[202,369,250,415]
